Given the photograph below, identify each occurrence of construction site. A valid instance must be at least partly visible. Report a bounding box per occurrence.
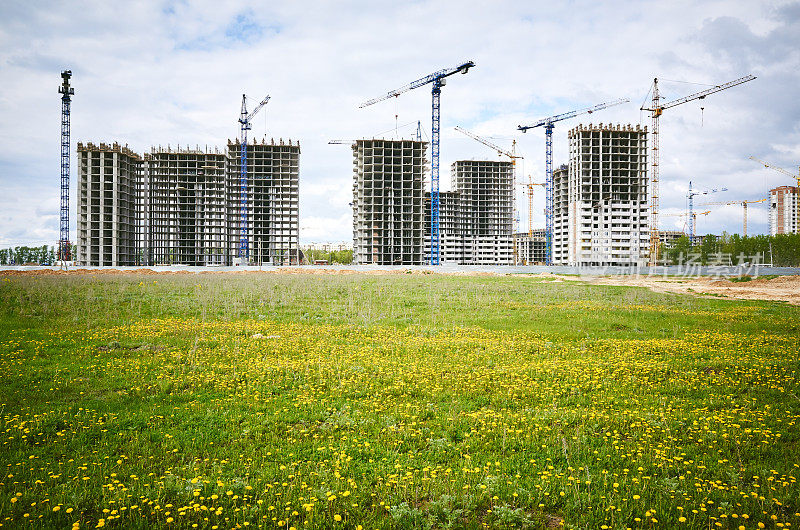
[48,65,799,271]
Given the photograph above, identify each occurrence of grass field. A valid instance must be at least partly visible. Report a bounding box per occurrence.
[0,272,799,529]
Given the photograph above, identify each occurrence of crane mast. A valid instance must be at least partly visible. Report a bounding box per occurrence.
[687,181,726,244]
[520,176,545,237]
[650,80,660,264]
[360,61,474,265]
[518,98,629,265]
[642,74,755,265]
[58,70,74,263]
[238,93,270,263]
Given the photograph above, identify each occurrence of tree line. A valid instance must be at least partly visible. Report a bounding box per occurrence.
[302,248,354,264]
[661,233,800,267]
[0,245,72,265]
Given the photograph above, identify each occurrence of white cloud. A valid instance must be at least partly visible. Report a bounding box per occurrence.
[0,0,798,247]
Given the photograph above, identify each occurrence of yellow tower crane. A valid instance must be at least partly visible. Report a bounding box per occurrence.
[700,198,768,236]
[519,176,546,237]
[640,74,756,265]
[749,156,800,234]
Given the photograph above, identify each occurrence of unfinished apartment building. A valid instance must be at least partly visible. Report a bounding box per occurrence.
[77,138,300,267]
[226,139,301,265]
[76,142,139,266]
[514,229,546,264]
[452,160,514,264]
[424,191,470,263]
[769,185,799,235]
[143,146,228,266]
[424,161,514,264]
[553,124,649,266]
[352,139,427,265]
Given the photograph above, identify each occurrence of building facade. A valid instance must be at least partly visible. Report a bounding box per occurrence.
[77,142,140,266]
[352,139,427,265]
[769,185,799,235]
[227,140,301,265]
[553,124,649,266]
[143,146,228,266]
[77,139,299,266]
[514,229,546,264]
[422,161,515,265]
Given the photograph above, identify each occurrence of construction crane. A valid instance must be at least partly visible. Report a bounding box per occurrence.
[57,70,74,264]
[360,60,475,265]
[238,93,270,263]
[749,156,800,187]
[519,176,545,237]
[701,198,767,236]
[640,75,756,265]
[749,156,800,235]
[517,98,629,265]
[687,181,727,244]
[662,210,711,241]
[453,126,521,162]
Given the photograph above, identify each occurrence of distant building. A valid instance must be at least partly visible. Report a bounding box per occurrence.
[659,230,686,248]
[514,229,546,264]
[305,242,353,252]
[769,185,798,235]
[553,124,649,266]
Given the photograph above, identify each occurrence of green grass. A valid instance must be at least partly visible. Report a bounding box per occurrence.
[0,272,798,529]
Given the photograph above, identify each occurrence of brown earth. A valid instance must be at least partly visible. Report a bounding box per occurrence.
[581,274,800,305]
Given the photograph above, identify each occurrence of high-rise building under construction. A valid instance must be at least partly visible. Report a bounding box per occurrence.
[352,139,427,265]
[350,138,515,265]
[76,142,140,266]
[424,160,514,264]
[77,139,300,266]
[226,139,301,266]
[552,124,649,266]
[769,185,799,235]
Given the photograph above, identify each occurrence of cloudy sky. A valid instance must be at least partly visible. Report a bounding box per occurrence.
[1,0,798,247]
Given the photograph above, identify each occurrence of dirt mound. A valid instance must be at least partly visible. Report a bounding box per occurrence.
[591,275,800,305]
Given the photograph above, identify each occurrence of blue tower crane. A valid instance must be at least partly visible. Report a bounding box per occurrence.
[518,98,629,265]
[238,93,270,263]
[359,61,475,265]
[58,70,74,263]
[686,181,726,244]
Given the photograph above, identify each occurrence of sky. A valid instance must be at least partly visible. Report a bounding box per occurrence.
[0,0,799,247]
